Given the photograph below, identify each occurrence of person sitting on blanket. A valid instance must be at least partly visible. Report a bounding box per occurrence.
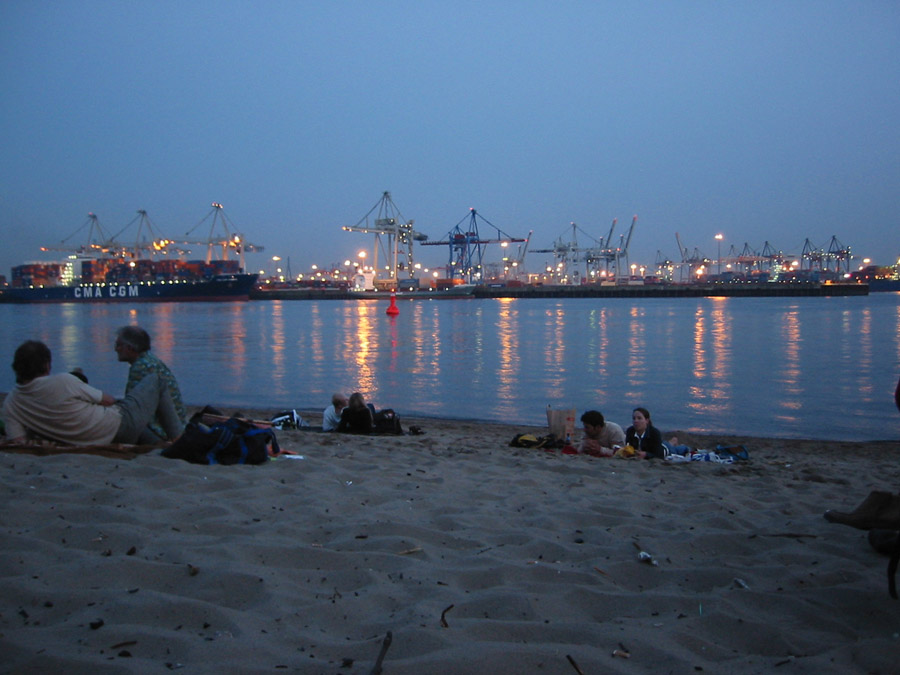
[338,392,375,434]
[115,325,186,444]
[579,410,625,457]
[323,392,348,432]
[624,407,667,459]
[1,340,183,446]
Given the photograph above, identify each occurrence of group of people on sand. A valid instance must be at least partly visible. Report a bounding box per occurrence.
[1,329,186,446]
[1,329,401,445]
[578,407,689,459]
[322,392,395,434]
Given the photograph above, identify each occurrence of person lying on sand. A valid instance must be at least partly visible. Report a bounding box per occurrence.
[624,407,666,459]
[579,409,625,457]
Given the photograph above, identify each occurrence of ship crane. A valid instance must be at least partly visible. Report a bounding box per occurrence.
[182,203,264,271]
[421,208,525,283]
[342,191,428,283]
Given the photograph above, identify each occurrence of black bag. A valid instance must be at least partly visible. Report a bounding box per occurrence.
[373,408,403,435]
[161,417,279,465]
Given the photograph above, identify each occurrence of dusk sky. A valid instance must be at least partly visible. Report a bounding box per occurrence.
[2,1,898,280]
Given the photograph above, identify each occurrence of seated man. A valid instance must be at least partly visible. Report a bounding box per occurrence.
[2,340,183,445]
[323,393,348,431]
[115,325,186,443]
[579,410,625,457]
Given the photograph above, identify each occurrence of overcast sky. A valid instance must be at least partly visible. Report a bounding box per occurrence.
[1,1,898,280]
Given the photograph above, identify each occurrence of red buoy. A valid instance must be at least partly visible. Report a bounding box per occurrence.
[386,292,399,316]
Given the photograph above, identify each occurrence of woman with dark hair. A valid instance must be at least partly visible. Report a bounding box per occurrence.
[338,392,375,434]
[624,407,666,459]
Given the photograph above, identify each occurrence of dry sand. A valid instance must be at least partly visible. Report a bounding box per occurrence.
[2,410,900,674]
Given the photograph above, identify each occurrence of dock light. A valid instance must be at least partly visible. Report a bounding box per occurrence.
[358,251,366,259]
[715,233,724,275]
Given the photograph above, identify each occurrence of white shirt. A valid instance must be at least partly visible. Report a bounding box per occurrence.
[2,373,121,444]
[322,405,343,431]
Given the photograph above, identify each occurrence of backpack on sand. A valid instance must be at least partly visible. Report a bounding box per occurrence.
[373,409,403,435]
[162,416,279,465]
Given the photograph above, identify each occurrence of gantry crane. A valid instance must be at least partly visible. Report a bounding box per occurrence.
[180,203,263,270]
[617,215,638,281]
[44,212,118,259]
[825,235,852,273]
[420,208,525,282]
[532,218,627,282]
[342,191,428,282]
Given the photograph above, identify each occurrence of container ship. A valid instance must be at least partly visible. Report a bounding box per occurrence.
[0,207,260,304]
[0,257,257,303]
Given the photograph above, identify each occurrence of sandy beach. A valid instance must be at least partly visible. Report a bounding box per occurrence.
[2,410,899,674]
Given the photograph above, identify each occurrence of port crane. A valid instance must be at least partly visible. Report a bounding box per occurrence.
[182,203,264,270]
[107,210,193,260]
[674,232,709,280]
[47,213,119,258]
[421,208,525,282]
[531,221,600,282]
[616,215,638,281]
[825,236,852,273]
[760,241,792,272]
[532,217,634,282]
[342,191,428,282]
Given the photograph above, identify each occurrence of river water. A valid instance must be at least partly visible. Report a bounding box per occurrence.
[2,293,899,441]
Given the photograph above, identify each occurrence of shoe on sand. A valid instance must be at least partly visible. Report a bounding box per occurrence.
[824,491,900,531]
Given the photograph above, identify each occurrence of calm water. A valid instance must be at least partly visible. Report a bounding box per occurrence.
[1,294,899,441]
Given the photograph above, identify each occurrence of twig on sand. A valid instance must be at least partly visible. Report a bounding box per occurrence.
[753,533,818,539]
[440,604,455,628]
[566,654,585,674]
[369,631,392,675]
[397,546,422,555]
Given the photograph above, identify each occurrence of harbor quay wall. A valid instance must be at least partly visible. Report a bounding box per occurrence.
[250,282,868,301]
[471,282,867,299]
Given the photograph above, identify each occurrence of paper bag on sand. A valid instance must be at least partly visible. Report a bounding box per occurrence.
[547,407,576,441]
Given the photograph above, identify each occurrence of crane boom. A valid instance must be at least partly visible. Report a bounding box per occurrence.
[603,218,617,248]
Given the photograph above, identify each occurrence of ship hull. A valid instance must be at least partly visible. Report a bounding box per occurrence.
[0,274,258,304]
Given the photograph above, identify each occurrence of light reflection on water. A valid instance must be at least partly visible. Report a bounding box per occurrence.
[1,294,899,441]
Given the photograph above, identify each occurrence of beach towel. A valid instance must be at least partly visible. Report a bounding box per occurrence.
[0,440,158,460]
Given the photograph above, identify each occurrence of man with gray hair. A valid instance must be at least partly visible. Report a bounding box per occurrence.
[115,325,186,443]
